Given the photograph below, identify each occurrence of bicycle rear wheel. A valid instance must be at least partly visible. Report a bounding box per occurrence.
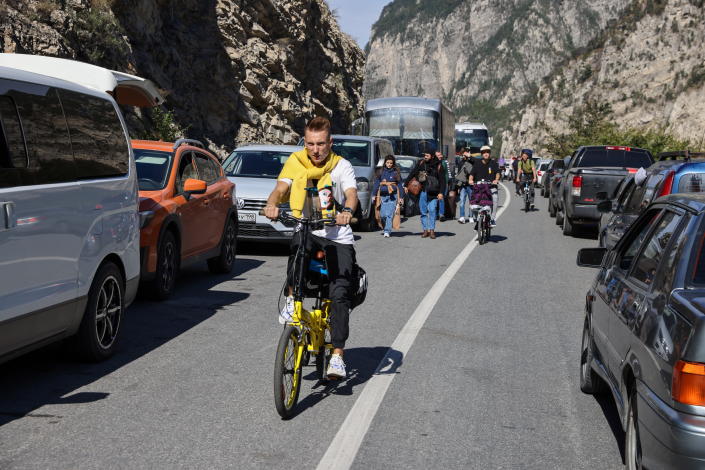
[274,325,304,419]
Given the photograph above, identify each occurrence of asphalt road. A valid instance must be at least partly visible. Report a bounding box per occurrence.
[0,185,624,469]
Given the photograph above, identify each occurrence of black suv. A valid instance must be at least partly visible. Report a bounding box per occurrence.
[578,194,705,468]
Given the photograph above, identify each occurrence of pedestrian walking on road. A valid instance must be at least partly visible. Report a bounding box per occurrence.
[436,151,455,221]
[405,151,445,239]
[455,149,475,224]
[372,155,404,238]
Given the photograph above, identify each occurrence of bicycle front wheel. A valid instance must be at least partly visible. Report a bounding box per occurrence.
[274,325,304,419]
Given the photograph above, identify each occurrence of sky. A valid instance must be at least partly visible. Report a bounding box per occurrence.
[327,0,393,49]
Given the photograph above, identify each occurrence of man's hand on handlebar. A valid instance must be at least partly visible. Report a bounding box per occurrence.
[264,205,280,221]
[336,211,353,226]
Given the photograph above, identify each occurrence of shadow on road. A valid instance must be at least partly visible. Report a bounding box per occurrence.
[288,346,403,419]
[0,265,251,427]
[594,391,626,463]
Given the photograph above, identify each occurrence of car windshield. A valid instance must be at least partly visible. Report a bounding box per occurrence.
[134,149,173,190]
[332,139,371,166]
[577,148,653,168]
[222,151,291,178]
[539,163,549,171]
[455,129,489,153]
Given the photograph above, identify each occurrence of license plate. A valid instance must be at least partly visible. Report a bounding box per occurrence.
[238,213,256,223]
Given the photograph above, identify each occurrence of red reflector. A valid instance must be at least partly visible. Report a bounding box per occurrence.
[572,176,583,187]
[584,198,594,202]
[659,170,675,197]
[627,168,638,173]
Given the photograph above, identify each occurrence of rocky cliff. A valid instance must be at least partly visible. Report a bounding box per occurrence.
[501,0,705,156]
[364,0,633,138]
[1,0,365,156]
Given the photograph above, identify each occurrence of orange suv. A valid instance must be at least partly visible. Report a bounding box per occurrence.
[134,139,237,299]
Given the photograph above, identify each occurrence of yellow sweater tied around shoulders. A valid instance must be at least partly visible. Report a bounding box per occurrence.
[278,149,342,217]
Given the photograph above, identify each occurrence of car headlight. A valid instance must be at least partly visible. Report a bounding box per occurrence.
[356,177,369,192]
[139,210,155,229]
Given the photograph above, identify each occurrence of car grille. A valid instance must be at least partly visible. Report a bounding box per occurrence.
[242,198,267,211]
[239,223,292,238]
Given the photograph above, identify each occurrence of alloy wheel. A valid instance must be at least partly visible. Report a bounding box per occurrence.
[94,275,122,349]
[160,240,176,291]
[224,222,236,266]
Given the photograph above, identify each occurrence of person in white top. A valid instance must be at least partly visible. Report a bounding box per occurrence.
[263,117,359,379]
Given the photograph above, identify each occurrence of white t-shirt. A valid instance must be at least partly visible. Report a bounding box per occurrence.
[279,158,357,245]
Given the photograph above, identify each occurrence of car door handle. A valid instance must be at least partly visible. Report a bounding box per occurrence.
[1,202,16,230]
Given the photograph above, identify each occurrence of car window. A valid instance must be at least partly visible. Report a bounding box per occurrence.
[643,174,665,204]
[677,173,705,193]
[193,152,220,184]
[0,95,28,170]
[616,181,636,212]
[577,148,652,168]
[223,151,289,178]
[332,139,370,166]
[59,89,128,179]
[135,149,173,190]
[623,180,649,214]
[631,211,681,285]
[175,152,197,194]
[539,163,549,171]
[618,209,662,272]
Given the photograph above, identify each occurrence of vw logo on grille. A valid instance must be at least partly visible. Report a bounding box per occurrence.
[236,198,245,209]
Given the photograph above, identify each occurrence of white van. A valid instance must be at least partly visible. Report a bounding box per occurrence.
[0,54,162,363]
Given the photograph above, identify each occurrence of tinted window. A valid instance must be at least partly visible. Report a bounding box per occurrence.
[175,152,197,194]
[577,148,652,168]
[624,181,649,214]
[332,139,370,166]
[223,151,290,179]
[552,159,565,170]
[194,152,220,184]
[677,173,705,193]
[539,163,549,171]
[0,96,27,169]
[134,149,173,190]
[618,209,661,271]
[59,89,128,178]
[0,79,75,188]
[632,211,681,285]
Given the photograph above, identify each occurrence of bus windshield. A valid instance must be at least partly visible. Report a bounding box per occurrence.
[455,129,489,153]
[367,107,439,155]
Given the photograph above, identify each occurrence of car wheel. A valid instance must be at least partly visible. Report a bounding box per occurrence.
[208,217,237,274]
[356,207,376,232]
[549,198,556,217]
[563,214,574,236]
[580,317,607,394]
[75,262,123,361]
[625,389,643,470]
[153,230,179,300]
[556,208,564,226]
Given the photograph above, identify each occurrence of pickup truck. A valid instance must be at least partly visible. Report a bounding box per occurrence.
[557,145,653,236]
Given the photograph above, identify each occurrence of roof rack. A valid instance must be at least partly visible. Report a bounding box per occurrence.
[173,138,204,151]
[658,150,705,161]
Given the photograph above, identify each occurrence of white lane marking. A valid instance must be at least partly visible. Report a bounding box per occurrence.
[317,183,512,470]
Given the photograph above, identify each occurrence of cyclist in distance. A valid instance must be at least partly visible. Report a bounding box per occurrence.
[468,145,500,227]
[516,148,537,210]
[263,116,358,379]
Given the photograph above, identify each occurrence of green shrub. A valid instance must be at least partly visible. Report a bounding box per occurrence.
[138,107,188,142]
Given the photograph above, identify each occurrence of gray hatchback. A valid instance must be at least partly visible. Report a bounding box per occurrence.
[578,193,705,468]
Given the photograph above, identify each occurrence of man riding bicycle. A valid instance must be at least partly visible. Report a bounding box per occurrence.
[516,149,537,210]
[263,117,358,379]
[468,145,500,227]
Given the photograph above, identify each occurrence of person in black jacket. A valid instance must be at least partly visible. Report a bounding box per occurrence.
[405,151,446,239]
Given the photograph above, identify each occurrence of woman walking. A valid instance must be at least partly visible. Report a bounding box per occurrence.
[372,156,404,238]
[405,151,445,239]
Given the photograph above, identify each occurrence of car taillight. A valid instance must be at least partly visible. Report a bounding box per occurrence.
[659,171,675,197]
[627,168,638,173]
[606,146,632,151]
[672,360,705,406]
[571,175,582,197]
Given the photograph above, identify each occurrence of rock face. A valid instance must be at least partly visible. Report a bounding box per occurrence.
[1,0,365,156]
[501,0,705,156]
[364,0,632,135]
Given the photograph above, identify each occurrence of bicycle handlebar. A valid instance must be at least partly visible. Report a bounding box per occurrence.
[469,180,498,188]
[258,209,358,226]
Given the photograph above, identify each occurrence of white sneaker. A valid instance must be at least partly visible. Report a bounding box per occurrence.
[383,232,390,238]
[458,217,465,224]
[326,354,346,379]
[279,296,294,324]
[468,216,474,223]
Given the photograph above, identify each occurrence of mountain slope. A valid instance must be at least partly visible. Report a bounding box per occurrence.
[1,0,365,155]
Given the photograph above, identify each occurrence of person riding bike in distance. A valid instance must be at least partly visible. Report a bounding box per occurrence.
[263,116,358,380]
[516,148,537,210]
[468,145,500,227]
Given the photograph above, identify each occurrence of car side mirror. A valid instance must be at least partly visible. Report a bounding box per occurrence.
[577,248,607,268]
[597,200,612,213]
[596,191,608,201]
[183,178,207,200]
